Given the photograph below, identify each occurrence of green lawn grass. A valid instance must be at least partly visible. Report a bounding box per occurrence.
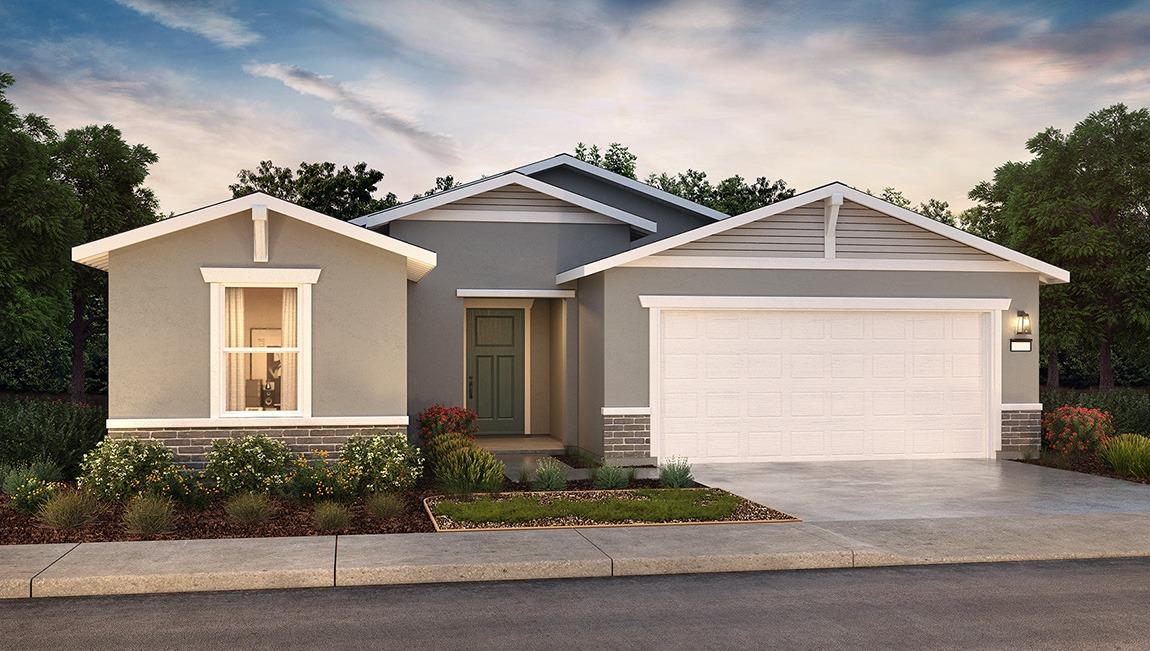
[433,488,742,524]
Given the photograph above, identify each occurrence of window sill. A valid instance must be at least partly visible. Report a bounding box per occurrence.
[106,416,409,430]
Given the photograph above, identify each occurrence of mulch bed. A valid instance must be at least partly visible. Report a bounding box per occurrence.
[0,491,436,545]
[425,487,798,531]
[1015,454,1150,485]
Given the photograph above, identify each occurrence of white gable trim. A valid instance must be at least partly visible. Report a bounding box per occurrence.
[621,257,1033,274]
[555,182,1070,285]
[354,172,657,233]
[71,193,438,281]
[515,154,729,221]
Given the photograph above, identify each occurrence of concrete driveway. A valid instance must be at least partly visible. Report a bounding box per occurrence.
[693,459,1150,522]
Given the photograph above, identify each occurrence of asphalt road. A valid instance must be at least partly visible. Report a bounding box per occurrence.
[3,559,1150,650]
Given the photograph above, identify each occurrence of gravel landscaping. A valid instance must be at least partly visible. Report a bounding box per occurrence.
[426,487,797,531]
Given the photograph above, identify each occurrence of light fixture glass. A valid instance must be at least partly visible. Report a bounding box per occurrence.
[1015,310,1032,335]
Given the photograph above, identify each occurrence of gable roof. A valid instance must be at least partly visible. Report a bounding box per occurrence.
[515,154,729,221]
[352,172,658,233]
[555,182,1071,285]
[72,192,438,281]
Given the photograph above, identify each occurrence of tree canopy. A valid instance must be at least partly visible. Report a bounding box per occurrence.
[230,160,398,221]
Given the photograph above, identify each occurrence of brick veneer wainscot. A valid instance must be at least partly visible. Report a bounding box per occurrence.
[603,414,651,461]
[1000,409,1042,457]
[107,426,408,468]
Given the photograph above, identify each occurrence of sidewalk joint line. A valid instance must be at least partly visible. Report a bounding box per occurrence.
[28,542,80,598]
[573,528,614,576]
[332,536,339,588]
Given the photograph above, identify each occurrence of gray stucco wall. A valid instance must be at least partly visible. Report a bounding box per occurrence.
[577,275,606,455]
[527,166,715,244]
[108,209,409,419]
[388,220,629,429]
[600,268,1041,406]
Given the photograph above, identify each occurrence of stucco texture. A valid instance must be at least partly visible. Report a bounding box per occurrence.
[108,209,408,419]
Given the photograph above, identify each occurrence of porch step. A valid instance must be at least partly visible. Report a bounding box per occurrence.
[474,436,565,456]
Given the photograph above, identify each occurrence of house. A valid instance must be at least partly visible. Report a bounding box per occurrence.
[72,154,1068,466]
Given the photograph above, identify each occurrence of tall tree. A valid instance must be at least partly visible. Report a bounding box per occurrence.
[230,160,398,221]
[647,170,794,215]
[574,142,637,179]
[968,104,1150,389]
[55,125,159,401]
[414,175,460,199]
[870,187,957,226]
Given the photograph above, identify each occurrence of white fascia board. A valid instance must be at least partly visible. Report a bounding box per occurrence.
[556,182,1071,285]
[515,154,730,221]
[71,192,438,282]
[456,288,575,298]
[638,295,1013,312]
[355,172,658,233]
[621,256,1033,274]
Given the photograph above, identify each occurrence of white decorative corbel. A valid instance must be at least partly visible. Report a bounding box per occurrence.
[824,192,843,259]
[252,204,268,263]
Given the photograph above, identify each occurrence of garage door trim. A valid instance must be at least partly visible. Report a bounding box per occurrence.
[641,296,1011,462]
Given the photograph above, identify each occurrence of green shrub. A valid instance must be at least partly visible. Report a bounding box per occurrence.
[224,492,275,525]
[659,457,694,488]
[281,455,355,502]
[6,475,63,513]
[1100,434,1150,480]
[593,464,633,490]
[416,404,479,441]
[438,446,504,495]
[143,469,211,510]
[425,432,474,478]
[365,492,405,518]
[204,435,294,495]
[78,438,177,501]
[123,495,174,537]
[0,397,107,477]
[2,461,64,495]
[312,501,352,531]
[36,491,100,529]
[531,457,568,491]
[1041,388,1150,436]
[339,434,423,494]
[1042,405,1115,460]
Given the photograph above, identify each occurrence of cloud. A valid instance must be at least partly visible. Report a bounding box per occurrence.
[243,62,458,161]
[114,0,260,48]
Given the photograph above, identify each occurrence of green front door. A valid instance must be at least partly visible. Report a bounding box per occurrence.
[466,308,525,435]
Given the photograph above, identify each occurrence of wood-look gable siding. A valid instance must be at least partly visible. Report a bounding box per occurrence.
[835,201,996,260]
[427,184,594,213]
[655,201,824,258]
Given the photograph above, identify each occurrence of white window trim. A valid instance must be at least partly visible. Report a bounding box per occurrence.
[107,416,409,429]
[204,267,319,420]
[642,295,1008,462]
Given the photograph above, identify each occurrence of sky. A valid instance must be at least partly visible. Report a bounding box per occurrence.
[2,0,1149,215]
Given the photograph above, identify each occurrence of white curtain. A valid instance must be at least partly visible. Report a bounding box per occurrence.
[225,287,245,411]
[280,288,298,411]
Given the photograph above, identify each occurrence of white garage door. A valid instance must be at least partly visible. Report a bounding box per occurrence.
[656,309,991,462]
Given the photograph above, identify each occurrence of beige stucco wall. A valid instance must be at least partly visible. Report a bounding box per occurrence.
[598,268,1041,407]
[108,209,409,419]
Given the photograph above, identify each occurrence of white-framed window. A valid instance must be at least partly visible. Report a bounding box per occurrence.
[202,268,320,419]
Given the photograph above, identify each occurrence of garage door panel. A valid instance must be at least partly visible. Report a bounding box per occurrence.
[657,309,990,462]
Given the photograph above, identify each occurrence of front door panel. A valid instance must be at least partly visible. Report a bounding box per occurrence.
[467,308,525,434]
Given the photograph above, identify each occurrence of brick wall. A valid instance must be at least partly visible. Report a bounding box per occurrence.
[603,414,652,464]
[1000,409,1042,458]
[107,426,407,468]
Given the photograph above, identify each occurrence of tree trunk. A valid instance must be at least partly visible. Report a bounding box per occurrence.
[1099,330,1115,390]
[69,286,87,403]
[1046,345,1060,388]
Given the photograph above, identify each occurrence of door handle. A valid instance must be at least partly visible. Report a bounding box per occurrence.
[468,375,474,400]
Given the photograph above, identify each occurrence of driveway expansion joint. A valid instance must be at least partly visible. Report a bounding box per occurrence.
[573,528,615,575]
[26,543,80,599]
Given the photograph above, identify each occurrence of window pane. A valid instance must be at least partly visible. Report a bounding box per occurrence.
[225,287,297,348]
[225,352,298,412]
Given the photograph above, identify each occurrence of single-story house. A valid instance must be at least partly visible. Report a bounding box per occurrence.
[72,154,1068,466]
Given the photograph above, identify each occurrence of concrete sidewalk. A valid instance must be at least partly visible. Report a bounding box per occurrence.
[6,510,1150,598]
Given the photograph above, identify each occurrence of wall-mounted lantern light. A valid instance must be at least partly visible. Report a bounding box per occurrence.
[1015,310,1032,335]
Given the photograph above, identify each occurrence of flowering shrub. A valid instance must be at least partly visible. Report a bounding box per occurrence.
[204,435,294,495]
[1043,405,1115,460]
[8,476,64,513]
[142,468,211,509]
[416,404,478,441]
[78,438,178,501]
[339,433,423,494]
[282,451,356,502]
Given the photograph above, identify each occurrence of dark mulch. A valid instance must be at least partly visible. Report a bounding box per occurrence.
[1016,453,1150,485]
[0,491,436,545]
